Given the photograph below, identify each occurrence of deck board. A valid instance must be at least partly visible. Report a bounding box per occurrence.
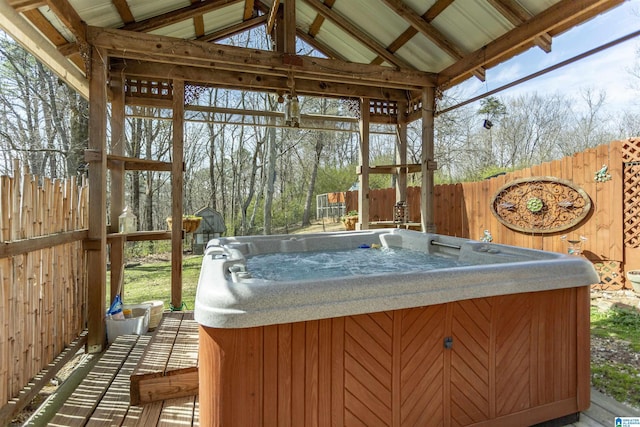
[85,335,151,426]
[38,312,640,426]
[48,335,139,426]
[130,312,199,405]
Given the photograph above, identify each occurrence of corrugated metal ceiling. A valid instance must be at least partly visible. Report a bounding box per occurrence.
[0,0,626,97]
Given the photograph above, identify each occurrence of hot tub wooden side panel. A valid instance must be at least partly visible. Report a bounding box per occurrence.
[198,287,589,427]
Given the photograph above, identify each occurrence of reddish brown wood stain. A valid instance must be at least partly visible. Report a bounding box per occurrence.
[199,287,590,426]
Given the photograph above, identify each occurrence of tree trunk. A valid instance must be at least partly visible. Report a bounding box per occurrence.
[302,131,324,226]
[263,115,277,235]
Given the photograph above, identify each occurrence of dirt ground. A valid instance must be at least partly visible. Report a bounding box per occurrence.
[590,289,640,370]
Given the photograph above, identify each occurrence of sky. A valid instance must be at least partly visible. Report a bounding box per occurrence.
[453,0,640,113]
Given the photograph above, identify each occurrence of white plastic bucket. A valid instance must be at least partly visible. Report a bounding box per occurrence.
[106,303,150,344]
[141,300,164,329]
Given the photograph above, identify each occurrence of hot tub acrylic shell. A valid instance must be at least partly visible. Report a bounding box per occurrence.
[194,229,598,329]
[195,229,598,426]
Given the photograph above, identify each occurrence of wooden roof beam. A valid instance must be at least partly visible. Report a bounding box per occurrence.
[114,60,411,100]
[120,0,243,33]
[6,0,44,12]
[488,0,552,52]
[302,0,414,70]
[88,26,436,89]
[437,0,624,88]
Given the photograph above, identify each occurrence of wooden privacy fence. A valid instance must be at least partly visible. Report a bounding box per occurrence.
[347,138,640,290]
[0,161,89,409]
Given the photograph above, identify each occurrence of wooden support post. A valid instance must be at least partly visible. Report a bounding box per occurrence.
[421,87,436,233]
[272,3,284,53]
[395,99,408,205]
[87,46,108,353]
[284,0,296,55]
[357,98,370,230]
[109,70,126,304]
[171,80,185,310]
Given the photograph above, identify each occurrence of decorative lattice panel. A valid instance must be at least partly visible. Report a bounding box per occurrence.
[624,163,640,247]
[621,137,640,162]
[491,177,591,233]
[592,260,624,291]
[369,100,397,117]
[125,78,172,100]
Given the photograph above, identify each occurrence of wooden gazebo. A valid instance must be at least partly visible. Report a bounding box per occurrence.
[0,0,626,352]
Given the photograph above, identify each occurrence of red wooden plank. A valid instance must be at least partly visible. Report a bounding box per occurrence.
[305,321,319,427]
[263,325,278,426]
[278,323,292,427]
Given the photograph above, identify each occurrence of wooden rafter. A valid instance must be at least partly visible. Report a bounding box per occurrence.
[120,0,242,33]
[0,0,88,96]
[6,0,43,12]
[284,0,295,54]
[266,0,279,35]
[197,15,266,43]
[437,0,623,88]
[190,0,205,38]
[46,0,86,44]
[296,30,347,61]
[488,0,552,53]
[380,0,464,60]
[308,0,335,37]
[302,0,413,69]
[244,0,255,19]
[378,0,484,80]
[371,0,453,67]
[112,0,134,25]
[23,8,66,45]
[88,26,435,89]
[22,7,86,70]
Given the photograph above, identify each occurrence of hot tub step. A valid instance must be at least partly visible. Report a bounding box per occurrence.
[130,311,199,405]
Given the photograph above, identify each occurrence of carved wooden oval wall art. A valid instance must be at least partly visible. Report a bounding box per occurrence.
[491,177,591,234]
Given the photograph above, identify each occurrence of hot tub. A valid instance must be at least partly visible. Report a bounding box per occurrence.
[195,229,598,426]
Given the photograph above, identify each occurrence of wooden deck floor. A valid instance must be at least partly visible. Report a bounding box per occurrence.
[30,312,640,426]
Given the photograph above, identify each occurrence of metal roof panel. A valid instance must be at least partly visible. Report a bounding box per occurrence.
[129,0,192,23]
[69,0,122,28]
[315,20,379,64]
[150,20,195,40]
[202,3,246,34]
[433,1,514,53]
[396,33,455,73]
[332,0,410,47]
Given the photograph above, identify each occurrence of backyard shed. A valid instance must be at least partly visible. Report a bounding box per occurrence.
[192,207,226,255]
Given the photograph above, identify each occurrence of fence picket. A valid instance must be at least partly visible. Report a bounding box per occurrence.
[346,140,632,290]
[0,164,88,407]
